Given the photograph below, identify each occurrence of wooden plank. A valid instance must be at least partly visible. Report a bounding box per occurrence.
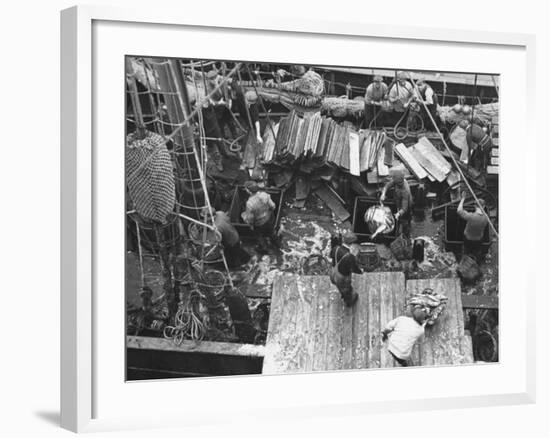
[384,139,395,166]
[394,143,428,180]
[359,131,371,172]
[325,279,344,371]
[409,145,437,182]
[417,136,452,174]
[491,157,499,165]
[412,142,449,182]
[460,335,474,364]
[461,294,499,309]
[288,276,315,372]
[351,274,369,368]
[379,273,396,368]
[349,132,361,176]
[243,132,257,169]
[406,278,465,366]
[314,184,351,222]
[491,148,499,157]
[367,273,381,368]
[276,275,301,372]
[340,279,355,370]
[312,276,331,371]
[377,144,390,177]
[304,276,321,372]
[487,165,499,175]
[263,274,285,373]
[127,336,266,357]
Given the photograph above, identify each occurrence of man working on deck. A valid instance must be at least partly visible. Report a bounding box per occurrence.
[458,119,493,173]
[380,169,413,239]
[386,71,415,124]
[457,192,489,260]
[241,181,278,253]
[329,232,362,307]
[382,307,428,366]
[202,207,250,268]
[364,75,388,128]
[415,78,440,130]
[206,67,238,140]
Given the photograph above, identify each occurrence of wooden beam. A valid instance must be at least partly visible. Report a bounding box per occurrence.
[461,294,499,309]
[127,336,266,357]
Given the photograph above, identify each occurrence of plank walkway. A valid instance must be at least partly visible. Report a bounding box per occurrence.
[262,272,473,374]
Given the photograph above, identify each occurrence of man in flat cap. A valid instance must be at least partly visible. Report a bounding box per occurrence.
[329,231,362,307]
[241,181,278,253]
[458,119,492,173]
[415,78,440,130]
[387,71,416,124]
[206,67,238,140]
[380,169,413,239]
[364,75,389,128]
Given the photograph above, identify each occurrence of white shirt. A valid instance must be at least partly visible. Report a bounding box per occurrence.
[423,86,434,105]
[385,316,425,360]
[387,81,414,112]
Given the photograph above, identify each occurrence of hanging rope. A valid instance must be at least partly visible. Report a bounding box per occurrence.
[133,219,146,288]
[245,63,278,142]
[408,74,499,238]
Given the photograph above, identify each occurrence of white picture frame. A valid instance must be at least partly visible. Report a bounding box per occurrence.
[61,5,536,433]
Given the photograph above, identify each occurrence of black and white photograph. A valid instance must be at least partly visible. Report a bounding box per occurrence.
[125,57,499,380]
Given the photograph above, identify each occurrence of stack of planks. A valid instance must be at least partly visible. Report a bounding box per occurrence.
[410,136,452,182]
[262,273,473,374]
[394,137,454,184]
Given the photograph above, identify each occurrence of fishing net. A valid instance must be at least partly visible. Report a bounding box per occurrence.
[321,97,365,118]
[275,70,325,97]
[126,130,176,224]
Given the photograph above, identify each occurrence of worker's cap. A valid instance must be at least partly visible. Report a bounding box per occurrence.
[458,119,470,129]
[391,168,405,184]
[206,69,219,80]
[342,232,358,244]
[416,78,427,87]
[373,75,383,82]
[477,199,486,209]
[397,71,409,80]
[244,180,259,193]
[245,90,258,103]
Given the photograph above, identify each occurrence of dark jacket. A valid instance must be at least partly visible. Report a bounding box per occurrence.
[384,180,413,217]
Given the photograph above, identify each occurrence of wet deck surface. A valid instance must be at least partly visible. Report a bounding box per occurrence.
[262,272,473,374]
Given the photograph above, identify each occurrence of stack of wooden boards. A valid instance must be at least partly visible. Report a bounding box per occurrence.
[394,136,454,184]
[262,111,394,179]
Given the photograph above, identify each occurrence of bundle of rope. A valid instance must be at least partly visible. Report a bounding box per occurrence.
[163,289,206,343]
[126,130,176,224]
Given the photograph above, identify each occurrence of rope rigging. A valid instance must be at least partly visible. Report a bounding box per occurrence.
[408,74,499,238]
